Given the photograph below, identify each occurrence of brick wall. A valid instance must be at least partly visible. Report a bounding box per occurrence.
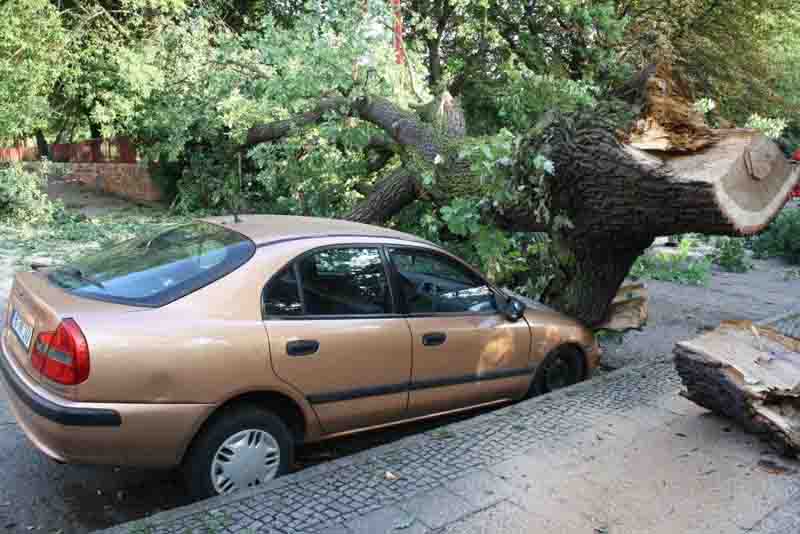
[69,162,162,203]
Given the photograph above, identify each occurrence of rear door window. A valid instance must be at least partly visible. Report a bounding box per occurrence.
[48,222,255,307]
[298,248,391,316]
[263,247,392,317]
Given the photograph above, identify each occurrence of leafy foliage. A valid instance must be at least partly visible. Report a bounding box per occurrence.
[751,208,800,265]
[617,0,795,123]
[0,0,65,141]
[745,114,788,139]
[0,164,56,224]
[763,9,800,128]
[712,237,752,273]
[630,238,712,285]
[0,206,188,267]
[2,0,798,296]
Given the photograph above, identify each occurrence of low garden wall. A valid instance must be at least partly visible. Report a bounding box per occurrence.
[68,162,162,203]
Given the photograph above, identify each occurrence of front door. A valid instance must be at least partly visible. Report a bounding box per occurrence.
[263,246,411,435]
[387,247,532,418]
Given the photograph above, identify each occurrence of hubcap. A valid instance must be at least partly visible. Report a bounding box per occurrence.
[544,356,573,391]
[211,429,280,495]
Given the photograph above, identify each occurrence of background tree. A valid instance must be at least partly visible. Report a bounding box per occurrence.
[0,0,65,146]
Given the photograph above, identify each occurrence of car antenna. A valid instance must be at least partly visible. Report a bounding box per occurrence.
[233,153,242,223]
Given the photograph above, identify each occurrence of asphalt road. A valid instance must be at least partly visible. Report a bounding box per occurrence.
[0,297,190,534]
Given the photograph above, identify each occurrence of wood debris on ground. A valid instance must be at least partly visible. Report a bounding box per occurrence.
[674,318,800,456]
[596,283,649,332]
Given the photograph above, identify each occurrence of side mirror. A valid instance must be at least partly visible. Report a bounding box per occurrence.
[504,297,526,322]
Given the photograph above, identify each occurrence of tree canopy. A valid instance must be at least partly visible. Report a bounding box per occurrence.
[2,0,798,324]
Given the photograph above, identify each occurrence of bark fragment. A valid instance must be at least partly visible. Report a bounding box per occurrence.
[596,283,648,332]
[346,168,420,225]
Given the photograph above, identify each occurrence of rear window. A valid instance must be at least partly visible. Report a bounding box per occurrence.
[48,222,255,307]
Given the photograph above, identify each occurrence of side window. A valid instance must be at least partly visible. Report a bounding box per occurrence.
[297,248,391,316]
[389,249,496,314]
[262,266,303,317]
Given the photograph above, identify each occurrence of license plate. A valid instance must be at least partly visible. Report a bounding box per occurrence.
[10,309,33,350]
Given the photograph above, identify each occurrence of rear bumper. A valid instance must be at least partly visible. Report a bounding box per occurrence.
[0,342,121,427]
[0,337,214,468]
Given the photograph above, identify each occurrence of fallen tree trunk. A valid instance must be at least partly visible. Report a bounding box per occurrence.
[675,318,800,456]
[245,64,800,326]
[514,66,799,324]
[529,121,799,324]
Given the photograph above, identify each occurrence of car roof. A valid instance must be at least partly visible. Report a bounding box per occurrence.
[203,214,435,247]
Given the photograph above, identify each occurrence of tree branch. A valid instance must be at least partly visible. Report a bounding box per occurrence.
[346,167,420,224]
[352,96,448,163]
[243,96,349,148]
[365,134,399,173]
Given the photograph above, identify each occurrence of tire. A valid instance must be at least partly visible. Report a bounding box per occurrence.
[528,345,586,397]
[182,405,293,500]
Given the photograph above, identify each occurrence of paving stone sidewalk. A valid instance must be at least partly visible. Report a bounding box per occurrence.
[99,349,796,534]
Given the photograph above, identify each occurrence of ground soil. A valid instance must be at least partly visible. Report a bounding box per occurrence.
[46,176,138,217]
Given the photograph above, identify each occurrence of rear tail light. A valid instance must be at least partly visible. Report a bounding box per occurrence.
[31,319,90,385]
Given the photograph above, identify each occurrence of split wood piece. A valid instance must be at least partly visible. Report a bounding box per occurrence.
[675,321,800,457]
[596,283,648,332]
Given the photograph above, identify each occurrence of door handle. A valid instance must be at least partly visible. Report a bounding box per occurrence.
[422,332,447,347]
[286,339,320,357]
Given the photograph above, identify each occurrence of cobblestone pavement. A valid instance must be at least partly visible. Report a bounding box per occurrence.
[98,356,753,534]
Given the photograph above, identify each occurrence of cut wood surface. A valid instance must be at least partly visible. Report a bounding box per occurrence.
[675,317,800,456]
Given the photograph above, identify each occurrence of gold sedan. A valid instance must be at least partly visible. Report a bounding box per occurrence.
[0,215,599,498]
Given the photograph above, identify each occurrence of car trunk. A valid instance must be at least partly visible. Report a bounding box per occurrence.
[3,270,139,397]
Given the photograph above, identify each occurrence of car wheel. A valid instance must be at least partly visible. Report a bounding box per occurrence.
[529,345,585,396]
[182,405,293,499]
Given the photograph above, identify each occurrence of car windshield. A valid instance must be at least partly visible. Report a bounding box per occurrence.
[48,222,255,307]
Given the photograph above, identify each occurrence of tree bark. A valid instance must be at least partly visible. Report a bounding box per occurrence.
[346,168,420,224]
[364,134,398,174]
[35,129,49,159]
[427,37,442,87]
[541,238,652,326]
[515,111,798,324]
[243,97,349,148]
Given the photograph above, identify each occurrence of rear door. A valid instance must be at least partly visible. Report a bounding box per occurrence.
[388,247,532,418]
[263,246,412,435]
